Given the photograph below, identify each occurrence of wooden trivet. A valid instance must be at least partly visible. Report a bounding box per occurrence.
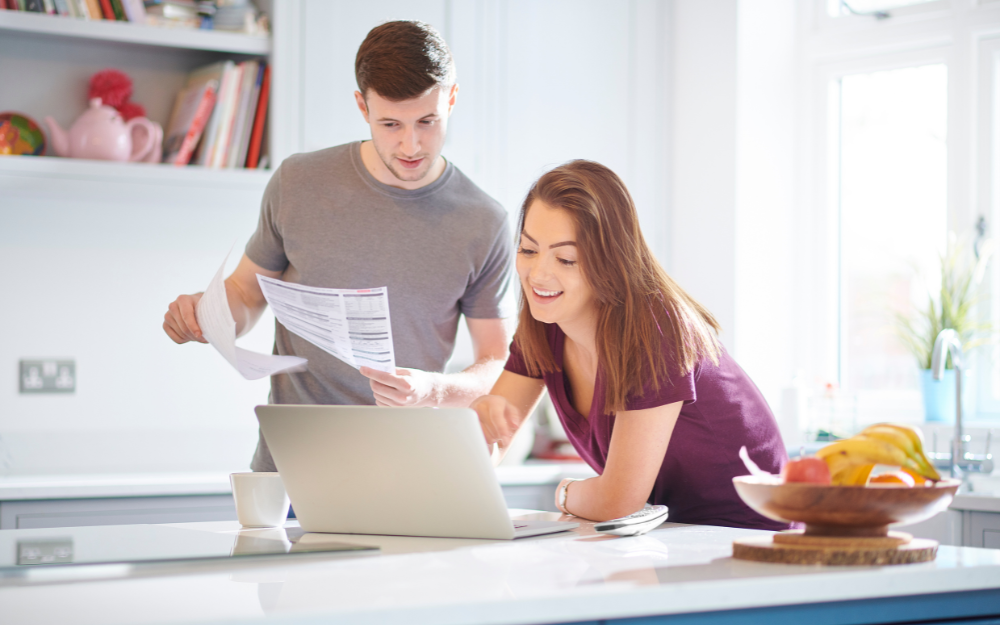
[773,530,913,549]
[733,532,937,566]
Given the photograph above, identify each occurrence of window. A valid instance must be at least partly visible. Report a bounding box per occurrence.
[825,0,947,19]
[802,0,1000,427]
[837,64,948,397]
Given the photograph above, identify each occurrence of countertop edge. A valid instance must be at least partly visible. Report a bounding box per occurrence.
[0,464,598,501]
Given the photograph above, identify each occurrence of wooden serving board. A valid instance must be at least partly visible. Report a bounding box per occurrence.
[733,531,937,566]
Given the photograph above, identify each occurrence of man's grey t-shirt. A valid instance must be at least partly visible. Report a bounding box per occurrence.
[245,142,514,471]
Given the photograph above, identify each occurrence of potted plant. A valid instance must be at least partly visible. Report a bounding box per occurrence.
[895,235,993,423]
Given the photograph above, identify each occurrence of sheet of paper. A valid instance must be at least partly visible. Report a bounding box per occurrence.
[256,276,396,373]
[195,254,307,380]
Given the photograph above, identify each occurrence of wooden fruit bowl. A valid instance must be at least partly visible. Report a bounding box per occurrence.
[732,475,961,537]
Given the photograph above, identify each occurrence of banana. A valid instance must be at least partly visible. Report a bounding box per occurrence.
[861,423,940,481]
[831,463,874,486]
[816,434,911,468]
[816,434,933,485]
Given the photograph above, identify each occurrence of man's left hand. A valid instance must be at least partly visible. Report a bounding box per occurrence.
[360,366,440,407]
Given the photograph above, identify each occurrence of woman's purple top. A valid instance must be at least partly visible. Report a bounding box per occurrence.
[505,323,791,531]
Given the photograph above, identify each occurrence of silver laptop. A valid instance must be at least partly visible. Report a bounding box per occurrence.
[255,405,579,540]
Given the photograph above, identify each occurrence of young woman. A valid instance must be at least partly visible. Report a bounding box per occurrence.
[471,160,790,530]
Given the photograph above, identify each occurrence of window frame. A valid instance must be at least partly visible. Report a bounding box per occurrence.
[798,0,1000,422]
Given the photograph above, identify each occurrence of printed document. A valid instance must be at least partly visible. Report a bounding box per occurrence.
[195,254,307,380]
[256,276,396,373]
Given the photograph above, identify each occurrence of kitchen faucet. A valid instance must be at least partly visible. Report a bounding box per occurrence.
[930,328,994,480]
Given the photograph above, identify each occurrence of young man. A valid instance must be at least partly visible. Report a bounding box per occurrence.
[163,21,514,472]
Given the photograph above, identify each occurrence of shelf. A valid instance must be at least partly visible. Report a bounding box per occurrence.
[0,155,273,190]
[0,9,270,55]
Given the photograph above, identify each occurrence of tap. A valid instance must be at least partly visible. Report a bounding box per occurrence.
[930,329,994,479]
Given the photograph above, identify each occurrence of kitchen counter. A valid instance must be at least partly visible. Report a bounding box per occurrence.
[0,463,597,502]
[1,512,999,625]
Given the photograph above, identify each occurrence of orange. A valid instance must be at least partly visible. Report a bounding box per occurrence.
[868,471,915,487]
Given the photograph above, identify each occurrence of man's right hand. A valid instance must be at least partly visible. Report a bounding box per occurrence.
[163,293,207,344]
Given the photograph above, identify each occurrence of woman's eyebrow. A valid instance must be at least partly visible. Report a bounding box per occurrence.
[521,231,576,248]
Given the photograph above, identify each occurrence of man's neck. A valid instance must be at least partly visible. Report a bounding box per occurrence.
[359,141,447,191]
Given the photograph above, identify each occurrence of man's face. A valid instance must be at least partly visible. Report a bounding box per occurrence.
[355,85,457,184]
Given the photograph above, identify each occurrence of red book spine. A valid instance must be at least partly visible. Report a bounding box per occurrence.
[173,85,219,166]
[245,65,271,169]
[98,0,114,19]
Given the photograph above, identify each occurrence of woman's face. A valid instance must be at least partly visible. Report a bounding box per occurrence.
[517,201,597,328]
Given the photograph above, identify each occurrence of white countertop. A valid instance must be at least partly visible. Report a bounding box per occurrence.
[0,463,597,501]
[1,513,999,625]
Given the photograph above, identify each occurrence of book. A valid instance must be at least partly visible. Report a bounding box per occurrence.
[193,60,236,167]
[235,63,265,168]
[24,0,44,12]
[109,0,124,20]
[98,0,114,20]
[120,0,143,21]
[245,64,270,169]
[162,79,218,165]
[207,62,244,168]
[83,0,101,19]
[41,0,56,14]
[226,60,259,169]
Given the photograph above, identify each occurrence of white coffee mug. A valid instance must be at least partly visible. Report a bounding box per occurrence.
[230,472,290,528]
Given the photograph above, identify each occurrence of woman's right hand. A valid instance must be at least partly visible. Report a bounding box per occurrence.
[470,394,523,452]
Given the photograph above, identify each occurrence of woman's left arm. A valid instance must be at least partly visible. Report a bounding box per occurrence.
[560,401,683,521]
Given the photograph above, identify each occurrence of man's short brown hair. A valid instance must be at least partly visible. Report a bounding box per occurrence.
[355,20,456,102]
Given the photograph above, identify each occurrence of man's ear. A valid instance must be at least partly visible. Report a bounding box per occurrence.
[354,90,370,123]
[446,83,459,115]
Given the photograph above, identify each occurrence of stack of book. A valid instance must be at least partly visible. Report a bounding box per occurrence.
[0,0,147,22]
[0,0,268,34]
[161,59,270,169]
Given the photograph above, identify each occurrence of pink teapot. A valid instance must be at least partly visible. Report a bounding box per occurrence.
[45,98,162,162]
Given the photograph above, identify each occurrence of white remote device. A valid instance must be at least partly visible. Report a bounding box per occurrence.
[592,505,669,536]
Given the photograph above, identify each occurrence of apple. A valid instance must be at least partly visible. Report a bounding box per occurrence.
[781,457,832,484]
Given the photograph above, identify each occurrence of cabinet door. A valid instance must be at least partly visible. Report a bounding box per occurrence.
[0,496,237,530]
[297,0,668,224]
[501,484,558,513]
[896,510,961,546]
[968,511,1000,549]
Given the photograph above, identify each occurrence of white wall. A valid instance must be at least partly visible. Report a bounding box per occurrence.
[0,1,807,476]
[670,0,800,432]
[0,167,277,475]
[0,0,675,476]
[734,0,798,435]
[295,0,672,370]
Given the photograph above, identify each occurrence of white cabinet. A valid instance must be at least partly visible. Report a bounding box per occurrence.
[896,509,962,546]
[0,6,296,476]
[0,9,276,173]
[0,496,237,530]
[968,511,1000,549]
[295,0,671,247]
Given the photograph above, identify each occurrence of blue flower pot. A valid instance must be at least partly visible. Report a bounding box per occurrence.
[921,369,972,423]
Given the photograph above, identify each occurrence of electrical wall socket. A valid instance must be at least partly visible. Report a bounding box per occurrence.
[19,360,75,394]
[17,538,74,565]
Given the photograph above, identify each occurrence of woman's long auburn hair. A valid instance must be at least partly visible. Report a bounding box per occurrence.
[514,160,722,414]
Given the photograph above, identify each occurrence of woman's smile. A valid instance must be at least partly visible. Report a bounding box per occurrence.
[531,285,563,302]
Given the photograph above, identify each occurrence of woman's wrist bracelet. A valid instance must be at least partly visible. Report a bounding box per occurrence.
[556,477,579,516]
